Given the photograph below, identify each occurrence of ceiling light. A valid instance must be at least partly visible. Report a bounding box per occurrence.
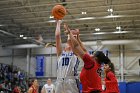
[20,34,24,37]
[23,37,27,39]
[0,24,4,26]
[91,31,133,35]
[112,31,131,34]
[47,20,55,23]
[95,28,100,31]
[103,15,124,19]
[76,17,94,20]
[107,8,113,12]
[116,26,121,30]
[81,12,87,14]
[49,16,54,19]
[93,32,105,35]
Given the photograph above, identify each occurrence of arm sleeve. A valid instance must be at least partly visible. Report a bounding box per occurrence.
[82,53,95,69]
[106,72,117,83]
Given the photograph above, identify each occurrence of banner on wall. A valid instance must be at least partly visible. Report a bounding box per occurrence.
[35,56,45,76]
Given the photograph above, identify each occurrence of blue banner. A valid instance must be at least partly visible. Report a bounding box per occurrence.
[35,56,44,76]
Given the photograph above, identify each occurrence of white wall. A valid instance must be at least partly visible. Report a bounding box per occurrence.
[30,57,36,76]
[0,47,12,64]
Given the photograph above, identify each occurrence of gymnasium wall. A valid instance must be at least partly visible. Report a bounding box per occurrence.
[0,47,29,72]
[0,45,139,81]
[0,47,12,64]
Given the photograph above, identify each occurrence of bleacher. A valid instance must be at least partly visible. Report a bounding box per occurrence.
[0,63,28,93]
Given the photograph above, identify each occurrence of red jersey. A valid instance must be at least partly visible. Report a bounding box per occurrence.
[104,71,119,93]
[31,86,37,93]
[12,86,20,93]
[80,53,102,93]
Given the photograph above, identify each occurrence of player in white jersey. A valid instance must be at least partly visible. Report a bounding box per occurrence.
[55,20,80,93]
[41,78,55,93]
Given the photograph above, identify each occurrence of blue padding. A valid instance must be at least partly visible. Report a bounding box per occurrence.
[79,83,82,93]
[119,82,126,93]
[79,82,140,93]
[126,82,140,93]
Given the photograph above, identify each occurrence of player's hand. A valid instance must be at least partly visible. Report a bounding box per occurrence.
[56,20,62,24]
[64,23,71,35]
[75,29,80,35]
[102,80,105,85]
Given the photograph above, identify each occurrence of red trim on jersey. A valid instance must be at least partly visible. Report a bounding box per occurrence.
[80,53,102,93]
[104,71,120,93]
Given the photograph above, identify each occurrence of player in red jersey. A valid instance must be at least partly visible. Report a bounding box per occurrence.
[102,62,120,93]
[64,23,110,93]
[28,79,39,93]
[12,86,21,93]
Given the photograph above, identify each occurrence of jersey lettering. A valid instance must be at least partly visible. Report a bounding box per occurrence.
[62,57,69,66]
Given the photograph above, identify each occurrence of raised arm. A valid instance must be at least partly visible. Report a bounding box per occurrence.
[64,24,85,59]
[55,20,62,56]
[76,29,87,53]
[64,23,96,69]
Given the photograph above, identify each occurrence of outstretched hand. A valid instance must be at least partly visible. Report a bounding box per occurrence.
[76,29,80,35]
[64,23,71,35]
[56,20,62,24]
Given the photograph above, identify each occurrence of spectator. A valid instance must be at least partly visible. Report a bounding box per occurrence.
[12,85,21,93]
[28,79,39,93]
[41,78,55,93]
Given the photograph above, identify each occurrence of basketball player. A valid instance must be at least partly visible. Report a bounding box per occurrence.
[102,62,120,93]
[41,78,55,93]
[12,86,21,93]
[55,20,80,93]
[64,23,110,93]
[28,79,38,93]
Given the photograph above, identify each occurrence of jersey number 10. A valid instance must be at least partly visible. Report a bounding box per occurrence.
[62,57,69,66]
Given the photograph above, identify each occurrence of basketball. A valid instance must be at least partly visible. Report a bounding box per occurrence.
[52,5,67,20]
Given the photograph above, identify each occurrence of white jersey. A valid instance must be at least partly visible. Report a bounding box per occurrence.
[43,84,55,93]
[57,51,79,79]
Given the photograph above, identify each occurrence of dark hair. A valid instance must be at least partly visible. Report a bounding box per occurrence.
[29,79,37,87]
[94,51,111,64]
[31,79,36,83]
[108,62,115,74]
